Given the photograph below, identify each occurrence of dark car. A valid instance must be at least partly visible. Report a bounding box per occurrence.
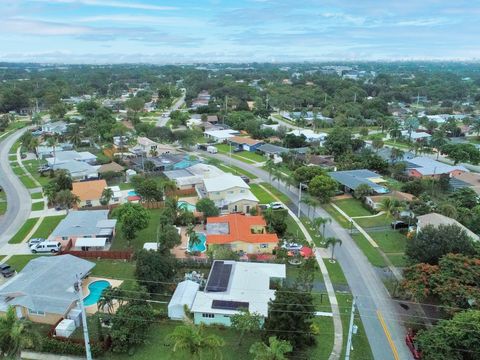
[0,264,15,278]
[391,220,409,230]
[240,175,250,184]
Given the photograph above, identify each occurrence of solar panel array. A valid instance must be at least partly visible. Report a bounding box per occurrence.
[211,300,249,311]
[205,261,232,292]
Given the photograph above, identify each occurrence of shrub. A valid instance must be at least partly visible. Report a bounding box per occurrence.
[39,337,104,357]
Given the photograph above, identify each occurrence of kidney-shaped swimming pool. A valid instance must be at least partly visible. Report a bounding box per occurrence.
[83,280,111,306]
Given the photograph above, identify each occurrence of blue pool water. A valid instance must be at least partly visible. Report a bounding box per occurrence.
[173,156,199,170]
[127,190,138,197]
[178,201,196,212]
[83,280,111,306]
[188,232,207,253]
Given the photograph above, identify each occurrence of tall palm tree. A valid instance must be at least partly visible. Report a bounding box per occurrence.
[430,129,448,160]
[271,169,284,186]
[100,187,114,206]
[325,237,342,262]
[0,307,37,358]
[249,336,292,360]
[301,195,315,218]
[264,159,275,182]
[378,198,402,219]
[46,135,58,168]
[389,147,404,164]
[67,124,82,147]
[186,224,201,249]
[312,216,331,239]
[167,323,225,359]
[161,179,177,197]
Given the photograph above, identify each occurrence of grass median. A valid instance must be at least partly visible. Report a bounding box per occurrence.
[8,218,39,244]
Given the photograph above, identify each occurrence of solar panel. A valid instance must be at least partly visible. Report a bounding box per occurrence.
[205,261,232,292]
[212,300,249,311]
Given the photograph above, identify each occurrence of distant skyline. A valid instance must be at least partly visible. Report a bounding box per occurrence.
[1,0,480,64]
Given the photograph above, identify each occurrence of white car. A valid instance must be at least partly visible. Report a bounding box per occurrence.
[268,202,284,210]
[30,241,61,254]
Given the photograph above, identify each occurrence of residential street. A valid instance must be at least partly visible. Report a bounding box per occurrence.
[205,152,413,360]
[0,128,32,246]
[156,90,186,127]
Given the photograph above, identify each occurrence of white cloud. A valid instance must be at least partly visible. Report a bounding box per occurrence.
[76,14,204,26]
[29,0,177,11]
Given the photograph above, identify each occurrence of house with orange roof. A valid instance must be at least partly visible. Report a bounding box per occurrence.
[206,214,278,254]
[229,136,264,152]
[72,179,107,207]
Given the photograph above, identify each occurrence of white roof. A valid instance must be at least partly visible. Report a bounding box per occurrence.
[137,137,158,147]
[406,157,468,175]
[287,129,327,141]
[401,130,431,139]
[168,280,200,312]
[188,163,225,179]
[204,174,249,193]
[219,191,259,206]
[109,186,120,192]
[143,242,159,251]
[191,261,286,317]
[204,129,238,140]
[75,237,107,247]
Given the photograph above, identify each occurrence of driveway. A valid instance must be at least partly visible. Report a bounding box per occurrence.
[0,128,32,246]
[201,151,413,360]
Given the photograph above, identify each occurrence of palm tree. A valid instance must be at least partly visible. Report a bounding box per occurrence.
[271,169,284,186]
[389,147,404,164]
[312,216,331,240]
[67,124,82,147]
[161,179,177,197]
[264,159,275,182]
[472,119,480,138]
[249,336,292,360]
[430,129,448,160]
[301,195,315,218]
[0,307,38,358]
[100,187,114,206]
[46,135,58,168]
[378,198,402,219]
[186,224,201,249]
[167,323,225,359]
[325,237,342,262]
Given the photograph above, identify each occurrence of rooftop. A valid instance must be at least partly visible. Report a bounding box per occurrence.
[49,210,116,238]
[206,214,278,244]
[405,157,469,175]
[328,169,389,193]
[72,179,107,201]
[229,136,264,146]
[417,212,479,241]
[203,174,250,193]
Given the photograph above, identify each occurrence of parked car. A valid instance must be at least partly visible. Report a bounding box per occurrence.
[233,147,243,153]
[28,237,45,247]
[30,241,61,254]
[391,220,409,230]
[268,202,284,210]
[405,329,422,359]
[207,145,218,154]
[0,264,15,278]
[240,175,250,184]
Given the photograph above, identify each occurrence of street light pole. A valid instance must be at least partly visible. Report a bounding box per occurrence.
[345,297,357,360]
[76,276,93,360]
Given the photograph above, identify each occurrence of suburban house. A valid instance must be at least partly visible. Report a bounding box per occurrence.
[451,172,480,195]
[36,143,74,159]
[206,214,279,253]
[97,161,125,175]
[203,129,239,143]
[49,210,117,248]
[72,179,107,207]
[365,191,415,210]
[164,163,225,190]
[287,129,328,143]
[401,130,431,142]
[328,169,389,194]
[131,137,177,157]
[404,157,468,178]
[281,111,333,124]
[189,260,285,326]
[168,280,200,320]
[197,174,259,213]
[41,121,68,135]
[229,136,264,152]
[52,161,99,181]
[376,148,415,164]
[112,136,129,150]
[46,150,97,167]
[416,213,479,241]
[0,255,94,325]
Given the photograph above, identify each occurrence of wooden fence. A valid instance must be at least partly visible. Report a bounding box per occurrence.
[59,249,134,260]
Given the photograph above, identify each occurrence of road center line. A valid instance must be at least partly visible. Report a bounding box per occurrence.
[377,310,400,360]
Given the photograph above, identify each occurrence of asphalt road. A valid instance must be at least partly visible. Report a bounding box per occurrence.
[156,92,186,127]
[0,128,32,246]
[205,152,413,360]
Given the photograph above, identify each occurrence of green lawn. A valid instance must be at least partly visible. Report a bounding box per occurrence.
[112,208,163,250]
[351,233,387,267]
[31,201,44,211]
[6,255,44,271]
[333,199,372,217]
[11,166,25,176]
[9,141,21,155]
[386,253,408,267]
[260,182,291,204]
[215,163,258,179]
[250,184,276,204]
[117,182,133,190]
[324,260,348,285]
[370,230,407,254]
[215,144,258,164]
[301,217,324,247]
[8,218,39,244]
[19,174,39,189]
[28,215,66,240]
[355,214,391,229]
[0,192,6,215]
[322,203,350,229]
[23,160,50,187]
[31,192,44,200]
[90,259,137,290]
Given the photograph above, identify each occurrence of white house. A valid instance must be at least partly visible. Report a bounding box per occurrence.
[190,261,286,326]
[168,280,200,320]
[46,151,97,167]
[287,129,328,143]
[203,129,239,143]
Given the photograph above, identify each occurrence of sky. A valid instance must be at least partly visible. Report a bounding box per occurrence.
[1,0,479,63]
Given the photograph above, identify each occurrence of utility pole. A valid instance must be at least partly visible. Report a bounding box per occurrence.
[345,297,357,360]
[229,140,232,166]
[75,276,93,360]
[297,182,303,218]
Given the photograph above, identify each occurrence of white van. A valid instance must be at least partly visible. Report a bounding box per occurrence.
[207,145,218,154]
[30,241,61,254]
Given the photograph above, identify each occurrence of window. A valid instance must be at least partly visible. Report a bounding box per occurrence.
[62,236,68,241]
[27,309,45,316]
[260,244,268,249]
[202,313,214,318]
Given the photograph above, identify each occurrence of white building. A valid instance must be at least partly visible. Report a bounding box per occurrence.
[168,280,200,320]
[203,129,239,143]
[287,129,328,143]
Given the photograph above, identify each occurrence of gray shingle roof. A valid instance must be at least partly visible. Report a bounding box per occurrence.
[0,255,95,315]
[50,210,115,239]
[328,169,389,193]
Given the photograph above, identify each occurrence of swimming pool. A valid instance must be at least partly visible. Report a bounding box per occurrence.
[188,232,206,253]
[178,201,196,212]
[173,156,199,169]
[83,280,111,306]
[127,190,138,197]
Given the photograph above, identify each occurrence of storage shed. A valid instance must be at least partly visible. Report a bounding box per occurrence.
[168,280,199,320]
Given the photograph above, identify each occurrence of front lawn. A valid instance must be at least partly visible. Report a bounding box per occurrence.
[370,230,407,254]
[351,233,387,268]
[19,174,39,189]
[0,192,6,215]
[333,198,372,217]
[28,215,66,240]
[8,218,39,244]
[285,214,307,243]
[250,184,276,204]
[31,201,44,211]
[260,182,291,204]
[355,214,391,229]
[112,208,163,250]
[215,162,257,179]
[31,192,44,200]
[322,203,350,229]
[324,260,348,286]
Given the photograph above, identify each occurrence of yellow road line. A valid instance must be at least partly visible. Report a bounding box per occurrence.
[377,310,400,360]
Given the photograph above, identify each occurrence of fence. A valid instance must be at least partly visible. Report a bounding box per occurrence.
[59,250,134,260]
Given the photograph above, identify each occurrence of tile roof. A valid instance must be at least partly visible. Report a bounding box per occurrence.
[98,162,125,173]
[206,214,278,244]
[229,136,264,146]
[72,179,107,201]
